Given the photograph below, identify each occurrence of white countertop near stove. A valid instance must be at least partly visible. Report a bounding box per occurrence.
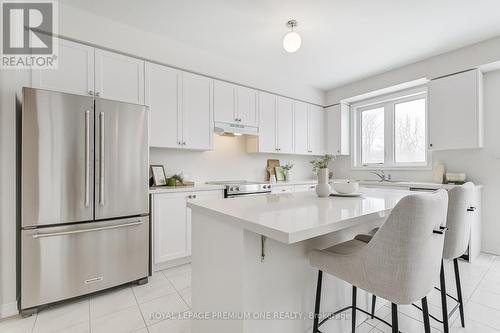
[149,184,224,194]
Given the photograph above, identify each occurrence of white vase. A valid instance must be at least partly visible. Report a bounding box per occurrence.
[315,168,331,198]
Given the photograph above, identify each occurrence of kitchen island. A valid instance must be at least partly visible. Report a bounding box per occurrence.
[187,188,412,333]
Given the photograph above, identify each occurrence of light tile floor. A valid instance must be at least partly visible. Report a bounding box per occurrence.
[1,253,500,333]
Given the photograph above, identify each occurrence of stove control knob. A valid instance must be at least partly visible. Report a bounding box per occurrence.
[229,187,234,191]
[235,186,240,191]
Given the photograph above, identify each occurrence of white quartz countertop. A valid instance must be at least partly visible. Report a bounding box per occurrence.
[149,184,224,194]
[187,188,411,244]
[264,179,482,190]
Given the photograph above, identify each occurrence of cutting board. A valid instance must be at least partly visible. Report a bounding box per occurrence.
[266,159,280,180]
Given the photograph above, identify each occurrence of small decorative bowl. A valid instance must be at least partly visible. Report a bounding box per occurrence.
[332,181,359,194]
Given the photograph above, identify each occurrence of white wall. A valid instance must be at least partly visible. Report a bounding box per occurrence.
[326,42,500,254]
[326,35,500,105]
[0,69,30,317]
[150,135,317,182]
[58,4,325,106]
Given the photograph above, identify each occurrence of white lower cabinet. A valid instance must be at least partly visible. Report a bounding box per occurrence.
[271,185,295,194]
[271,183,317,193]
[294,184,317,192]
[152,190,222,270]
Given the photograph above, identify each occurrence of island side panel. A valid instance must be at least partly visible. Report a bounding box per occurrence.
[191,207,387,333]
[191,210,245,333]
[241,229,378,333]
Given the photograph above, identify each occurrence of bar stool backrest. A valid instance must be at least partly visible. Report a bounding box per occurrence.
[443,182,475,260]
[362,189,448,305]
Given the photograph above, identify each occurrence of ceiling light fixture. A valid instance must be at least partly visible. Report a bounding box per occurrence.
[283,19,301,53]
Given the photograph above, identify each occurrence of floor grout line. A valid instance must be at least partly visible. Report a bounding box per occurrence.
[131,285,149,330]
[30,313,38,333]
[88,295,91,333]
[9,257,500,333]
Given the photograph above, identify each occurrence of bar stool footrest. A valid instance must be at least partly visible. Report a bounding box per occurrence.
[318,305,401,332]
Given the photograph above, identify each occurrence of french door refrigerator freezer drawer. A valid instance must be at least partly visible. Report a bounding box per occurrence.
[21,216,149,310]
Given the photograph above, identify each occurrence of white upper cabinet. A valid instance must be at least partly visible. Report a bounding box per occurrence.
[247,91,276,153]
[294,101,309,154]
[145,62,181,148]
[213,80,258,129]
[326,103,350,155]
[428,69,483,150]
[276,97,295,154]
[182,72,213,150]
[294,102,325,156]
[145,64,213,151]
[214,80,236,123]
[94,49,145,104]
[236,86,258,127]
[308,105,326,155]
[31,38,94,97]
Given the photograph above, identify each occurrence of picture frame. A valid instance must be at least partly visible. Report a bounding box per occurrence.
[150,165,167,186]
[275,166,286,181]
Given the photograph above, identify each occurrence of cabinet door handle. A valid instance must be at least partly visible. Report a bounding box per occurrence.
[178,141,182,145]
[95,92,100,97]
[88,90,94,96]
[187,195,192,199]
[193,194,197,199]
[467,206,477,212]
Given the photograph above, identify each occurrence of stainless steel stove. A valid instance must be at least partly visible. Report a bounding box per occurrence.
[206,180,272,198]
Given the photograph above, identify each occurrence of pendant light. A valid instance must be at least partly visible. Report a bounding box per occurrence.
[283,20,301,53]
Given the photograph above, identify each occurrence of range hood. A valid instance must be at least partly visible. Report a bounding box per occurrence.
[214,122,259,136]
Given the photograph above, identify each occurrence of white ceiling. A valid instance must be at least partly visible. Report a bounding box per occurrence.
[61,0,500,91]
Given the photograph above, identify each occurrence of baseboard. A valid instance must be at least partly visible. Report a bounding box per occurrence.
[153,256,191,272]
[0,301,19,319]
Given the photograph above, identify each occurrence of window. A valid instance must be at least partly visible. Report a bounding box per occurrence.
[353,88,428,169]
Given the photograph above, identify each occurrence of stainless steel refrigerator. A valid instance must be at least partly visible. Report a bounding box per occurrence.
[20,87,150,314]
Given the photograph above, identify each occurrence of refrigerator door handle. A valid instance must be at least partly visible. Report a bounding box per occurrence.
[99,111,105,206]
[32,220,143,239]
[84,110,90,207]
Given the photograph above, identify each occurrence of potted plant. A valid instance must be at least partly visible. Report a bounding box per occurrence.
[282,162,294,181]
[310,154,335,197]
[167,174,184,186]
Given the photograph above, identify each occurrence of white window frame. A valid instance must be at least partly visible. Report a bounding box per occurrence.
[351,86,431,170]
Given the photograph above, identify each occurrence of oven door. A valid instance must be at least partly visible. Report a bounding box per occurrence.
[21,216,149,309]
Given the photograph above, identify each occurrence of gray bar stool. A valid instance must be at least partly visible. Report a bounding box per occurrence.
[309,190,448,333]
[366,183,475,332]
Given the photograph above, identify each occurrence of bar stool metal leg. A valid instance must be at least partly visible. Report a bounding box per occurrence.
[454,258,466,327]
[371,294,376,319]
[352,286,357,333]
[391,303,398,333]
[422,297,431,333]
[313,270,323,333]
[440,260,450,333]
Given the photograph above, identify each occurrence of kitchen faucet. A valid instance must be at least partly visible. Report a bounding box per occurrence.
[370,171,388,181]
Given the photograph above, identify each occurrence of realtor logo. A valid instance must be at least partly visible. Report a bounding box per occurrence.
[1,0,58,68]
